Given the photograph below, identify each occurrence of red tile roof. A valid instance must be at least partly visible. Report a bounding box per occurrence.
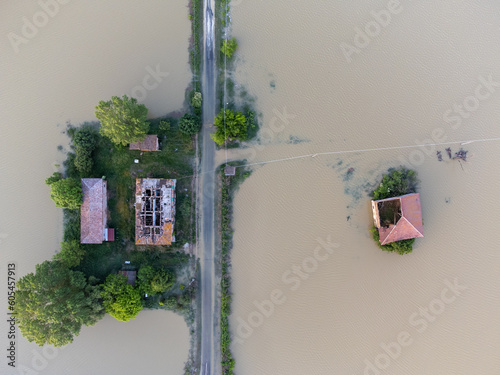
[373,193,423,245]
[129,135,159,151]
[81,179,107,244]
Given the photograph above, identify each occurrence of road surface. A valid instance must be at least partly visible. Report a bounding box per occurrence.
[199,0,217,374]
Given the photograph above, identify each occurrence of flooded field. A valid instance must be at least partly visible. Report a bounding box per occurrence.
[229,1,500,374]
[0,1,191,374]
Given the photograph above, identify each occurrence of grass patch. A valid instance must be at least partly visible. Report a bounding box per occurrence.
[190,0,203,92]
[219,161,252,375]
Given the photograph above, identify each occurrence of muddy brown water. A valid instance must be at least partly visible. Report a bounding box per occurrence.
[228,1,500,374]
[0,1,191,374]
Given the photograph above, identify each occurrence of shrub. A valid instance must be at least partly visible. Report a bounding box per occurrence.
[211,109,247,145]
[178,113,201,135]
[372,167,419,200]
[48,177,83,209]
[221,38,238,58]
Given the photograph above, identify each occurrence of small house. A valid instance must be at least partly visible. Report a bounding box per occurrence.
[129,135,159,151]
[81,178,114,244]
[371,193,423,245]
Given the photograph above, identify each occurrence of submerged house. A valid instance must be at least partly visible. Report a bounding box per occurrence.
[135,178,176,246]
[81,178,114,244]
[371,193,423,245]
[129,135,159,151]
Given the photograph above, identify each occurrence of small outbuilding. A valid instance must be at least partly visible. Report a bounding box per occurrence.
[371,193,423,245]
[118,270,137,286]
[224,166,236,176]
[129,135,159,151]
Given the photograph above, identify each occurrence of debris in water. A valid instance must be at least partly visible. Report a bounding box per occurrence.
[445,147,452,158]
[453,148,468,161]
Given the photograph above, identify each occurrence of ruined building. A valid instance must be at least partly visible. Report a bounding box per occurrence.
[371,193,424,245]
[135,178,176,246]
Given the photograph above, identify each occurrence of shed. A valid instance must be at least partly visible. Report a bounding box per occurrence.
[129,135,159,151]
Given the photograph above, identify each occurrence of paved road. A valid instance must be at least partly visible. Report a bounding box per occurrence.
[199,0,217,374]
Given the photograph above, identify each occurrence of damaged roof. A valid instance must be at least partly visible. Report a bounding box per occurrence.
[135,178,176,246]
[372,193,423,245]
[129,134,159,151]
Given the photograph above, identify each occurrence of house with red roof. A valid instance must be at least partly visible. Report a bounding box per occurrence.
[81,178,114,244]
[371,193,423,245]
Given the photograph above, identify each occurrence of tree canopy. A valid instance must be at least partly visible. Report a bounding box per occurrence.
[101,274,143,322]
[221,38,238,58]
[47,177,83,209]
[372,167,419,200]
[73,127,98,176]
[178,113,201,135]
[53,240,86,268]
[137,266,175,296]
[15,261,104,347]
[95,95,149,146]
[211,109,247,145]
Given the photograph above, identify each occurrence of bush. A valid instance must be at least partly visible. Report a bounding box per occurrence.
[211,109,247,145]
[221,38,238,58]
[45,172,62,185]
[53,240,86,267]
[73,127,98,175]
[178,113,201,135]
[48,177,83,209]
[372,167,419,200]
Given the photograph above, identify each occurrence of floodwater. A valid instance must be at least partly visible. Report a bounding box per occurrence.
[229,1,500,374]
[0,1,191,374]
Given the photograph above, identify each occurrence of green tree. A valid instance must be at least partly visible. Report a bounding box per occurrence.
[137,266,175,296]
[45,172,62,185]
[15,261,104,347]
[95,95,149,146]
[372,167,419,200]
[191,91,202,115]
[53,240,86,268]
[48,177,83,209]
[73,128,98,175]
[211,109,247,145]
[178,113,201,135]
[101,274,142,322]
[73,127,97,150]
[221,37,238,58]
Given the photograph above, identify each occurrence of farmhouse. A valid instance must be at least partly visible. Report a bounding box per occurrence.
[371,193,423,245]
[135,178,176,246]
[81,178,114,244]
